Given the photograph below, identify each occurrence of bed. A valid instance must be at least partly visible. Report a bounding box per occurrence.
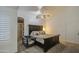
[28,25,60,52]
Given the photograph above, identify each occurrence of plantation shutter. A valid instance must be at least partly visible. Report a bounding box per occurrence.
[0,15,10,40]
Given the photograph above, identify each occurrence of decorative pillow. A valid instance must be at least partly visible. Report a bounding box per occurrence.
[39,31,45,35]
[30,31,40,36]
[30,31,45,36]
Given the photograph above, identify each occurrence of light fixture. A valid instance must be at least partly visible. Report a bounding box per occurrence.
[43,27,45,31]
[36,6,53,20]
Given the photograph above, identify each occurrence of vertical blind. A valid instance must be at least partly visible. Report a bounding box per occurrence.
[0,15,10,40]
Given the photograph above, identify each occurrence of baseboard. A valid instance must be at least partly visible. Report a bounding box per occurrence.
[60,39,79,47]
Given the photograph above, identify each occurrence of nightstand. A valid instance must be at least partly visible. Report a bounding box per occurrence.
[23,36,35,48]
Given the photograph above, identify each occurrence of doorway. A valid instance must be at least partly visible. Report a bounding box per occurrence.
[17,17,25,52]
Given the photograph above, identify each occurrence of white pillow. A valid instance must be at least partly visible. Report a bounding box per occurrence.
[30,31,45,36]
[30,31,40,36]
[39,31,45,35]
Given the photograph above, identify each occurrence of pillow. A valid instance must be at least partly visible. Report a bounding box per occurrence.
[39,31,45,35]
[30,31,40,36]
[30,31,45,36]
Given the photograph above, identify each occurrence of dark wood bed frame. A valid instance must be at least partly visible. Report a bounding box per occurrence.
[28,25,59,52]
[29,25,43,35]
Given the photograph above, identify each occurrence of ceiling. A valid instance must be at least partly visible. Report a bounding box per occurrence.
[18,6,64,12]
[18,6,64,19]
[18,6,40,11]
[40,6,65,20]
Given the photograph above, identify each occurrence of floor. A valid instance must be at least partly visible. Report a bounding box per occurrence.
[18,43,79,53]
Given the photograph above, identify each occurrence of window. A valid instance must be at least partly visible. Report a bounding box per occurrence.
[0,15,10,40]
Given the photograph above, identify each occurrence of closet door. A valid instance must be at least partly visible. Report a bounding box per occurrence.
[17,17,24,52]
[18,23,24,51]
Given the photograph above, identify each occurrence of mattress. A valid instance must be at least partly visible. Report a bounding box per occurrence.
[31,34,59,44]
[32,34,58,39]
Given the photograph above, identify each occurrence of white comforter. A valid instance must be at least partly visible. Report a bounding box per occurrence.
[32,34,56,39]
[31,34,58,44]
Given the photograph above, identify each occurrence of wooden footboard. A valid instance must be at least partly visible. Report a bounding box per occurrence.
[34,35,60,52]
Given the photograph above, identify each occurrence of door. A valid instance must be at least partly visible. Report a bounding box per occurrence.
[17,17,24,52]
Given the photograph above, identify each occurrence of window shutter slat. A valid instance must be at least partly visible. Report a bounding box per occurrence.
[0,15,10,40]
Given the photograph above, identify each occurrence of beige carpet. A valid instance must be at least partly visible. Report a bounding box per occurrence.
[48,44,79,53]
[19,43,79,53]
[19,45,43,53]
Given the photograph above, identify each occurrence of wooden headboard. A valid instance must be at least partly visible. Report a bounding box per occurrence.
[28,25,43,35]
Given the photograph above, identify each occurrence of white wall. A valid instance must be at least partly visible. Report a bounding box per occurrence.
[17,7,44,35]
[45,7,79,44]
[0,7,17,52]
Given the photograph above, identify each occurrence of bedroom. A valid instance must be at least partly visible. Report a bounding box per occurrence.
[0,6,79,53]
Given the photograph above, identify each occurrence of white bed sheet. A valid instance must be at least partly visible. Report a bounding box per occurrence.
[32,34,58,39]
[31,34,59,44]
